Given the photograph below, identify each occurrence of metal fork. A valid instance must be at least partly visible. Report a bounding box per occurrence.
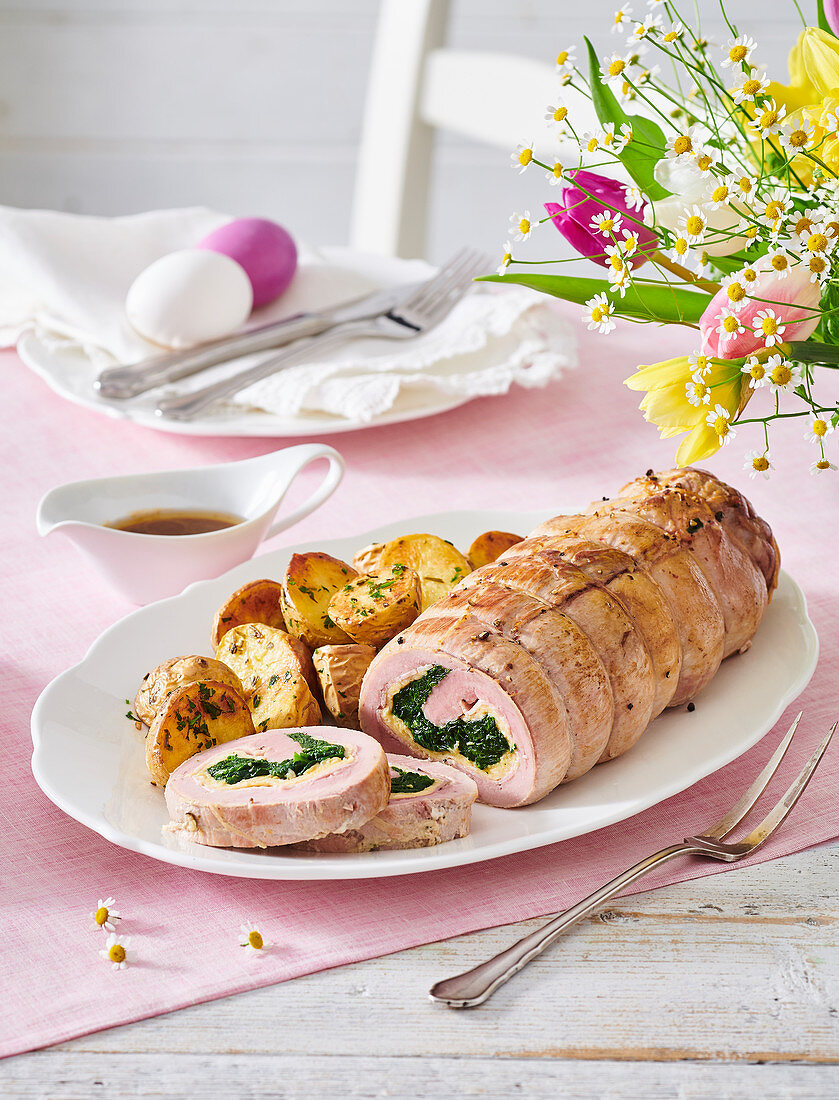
[429,714,835,1009]
[154,248,489,421]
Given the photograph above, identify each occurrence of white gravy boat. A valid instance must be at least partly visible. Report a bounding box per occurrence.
[36,443,344,604]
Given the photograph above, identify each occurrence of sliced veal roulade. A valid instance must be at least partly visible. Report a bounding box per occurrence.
[164,727,389,848]
[296,754,478,852]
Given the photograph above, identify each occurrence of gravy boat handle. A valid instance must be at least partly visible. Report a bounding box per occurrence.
[265,444,345,539]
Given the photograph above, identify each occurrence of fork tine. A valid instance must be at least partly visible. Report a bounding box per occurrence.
[702,712,802,840]
[733,721,836,854]
[400,253,490,326]
[401,249,486,315]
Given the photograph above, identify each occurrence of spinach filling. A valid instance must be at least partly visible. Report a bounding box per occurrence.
[390,766,435,795]
[390,665,513,771]
[206,731,345,785]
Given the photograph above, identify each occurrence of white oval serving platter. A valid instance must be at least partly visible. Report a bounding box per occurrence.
[31,508,819,880]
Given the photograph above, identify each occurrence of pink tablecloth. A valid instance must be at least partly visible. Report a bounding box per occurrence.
[4,311,838,1059]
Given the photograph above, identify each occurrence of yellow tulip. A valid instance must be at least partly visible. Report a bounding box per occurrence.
[625,356,748,464]
[769,27,839,114]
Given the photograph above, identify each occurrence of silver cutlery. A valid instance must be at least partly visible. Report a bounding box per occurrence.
[154,248,489,422]
[94,283,421,400]
[429,713,835,1009]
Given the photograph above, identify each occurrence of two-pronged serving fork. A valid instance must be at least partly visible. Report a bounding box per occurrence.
[430,713,834,1009]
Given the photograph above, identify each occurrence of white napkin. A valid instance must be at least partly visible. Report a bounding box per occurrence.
[0,204,576,423]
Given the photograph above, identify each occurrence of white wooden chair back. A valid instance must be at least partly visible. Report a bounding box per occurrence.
[350,0,598,258]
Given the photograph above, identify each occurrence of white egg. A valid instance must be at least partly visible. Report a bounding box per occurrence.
[125,249,253,349]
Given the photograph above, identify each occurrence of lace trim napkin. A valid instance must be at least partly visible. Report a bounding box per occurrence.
[0,204,576,422]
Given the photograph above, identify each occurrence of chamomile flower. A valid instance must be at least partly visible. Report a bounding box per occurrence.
[100,934,129,970]
[623,184,645,211]
[582,129,603,154]
[509,210,533,242]
[758,188,792,232]
[708,178,733,209]
[584,292,617,334]
[511,143,534,173]
[546,161,564,185]
[630,13,662,41]
[620,228,642,255]
[661,21,685,43]
[544,103,569,127]
[750,99,786,138]
[706,404,736,446]
[810,457,838,474]
[685,377,711,406]
[765,246,793,278]
[799,226,834,257]
[721,273,750,310]
[693,148,716,176]
[804,252,832,284]
[734,174,756,199]
[555,47,577,82]
[806,418,835,444]
[731,70,770,104]
[240,923,272,954]
[591,210,624,238]
[91,897,121,933]
[744,449,773,479]
[496,243,513,275]
[601,53,629,83]
[716,308,745,337]
[753,308,786,347]
[741,355,768,389]
[721,35,757,69]
[666,235,690,262]
[693,250,711,279]
[688,352,711,378]
[679,205,709,244]
[765,353,799,391]
[780,118,816,155]
[605,246,632,294]
[666,128,699,161]
[612,4,633,32]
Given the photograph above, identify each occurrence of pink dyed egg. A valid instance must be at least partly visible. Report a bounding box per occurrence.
[197,217,297,308]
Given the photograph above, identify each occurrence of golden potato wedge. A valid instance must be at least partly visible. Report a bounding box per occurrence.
[313,643,377,727]
[216,623,322,732]
[279,552,358,646]
[327,565,421,648]
[134,655,243,727]
[352,534,471,610]
[467,530,523,570]
[146,679,254,786]
[211,578,287,648]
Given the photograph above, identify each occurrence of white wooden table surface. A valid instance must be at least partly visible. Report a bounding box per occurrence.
[3,842,837,1098]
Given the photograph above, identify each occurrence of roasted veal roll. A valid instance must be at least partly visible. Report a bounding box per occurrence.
[358,468,777,808]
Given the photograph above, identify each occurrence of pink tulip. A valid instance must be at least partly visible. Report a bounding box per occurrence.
[824,0,839,38]
[545,169,657,266]
[699,261,821,358]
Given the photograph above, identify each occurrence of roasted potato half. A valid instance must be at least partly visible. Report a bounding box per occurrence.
[134,655,243,727]
[352,534,471,610]
[211,578,287,648]
[467,530,523,570]
[313,643,377,727]
[280,552,358,646]
[327,565,421,648]
[216,623,322,732]
[146,679,254,787]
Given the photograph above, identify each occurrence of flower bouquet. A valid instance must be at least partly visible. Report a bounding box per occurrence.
[487,0,839,477]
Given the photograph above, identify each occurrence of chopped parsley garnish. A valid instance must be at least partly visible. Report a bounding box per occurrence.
[391,666,513,771]
[206,731,345,785]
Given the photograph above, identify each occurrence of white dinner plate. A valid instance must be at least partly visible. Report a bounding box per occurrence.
[16,249,470,438]
[31,509,819,880]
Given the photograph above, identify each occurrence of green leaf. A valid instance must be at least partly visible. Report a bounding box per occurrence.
[584,36,669,201]
[818,0,835,36]
[479,272,709,324]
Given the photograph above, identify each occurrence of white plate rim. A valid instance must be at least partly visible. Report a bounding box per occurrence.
[16,249,474,438]
[30,508,819,880]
